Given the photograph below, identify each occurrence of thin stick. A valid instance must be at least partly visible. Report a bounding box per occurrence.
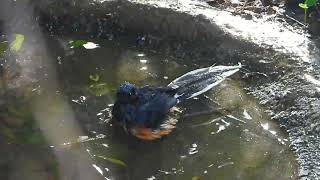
[284,14,306,27]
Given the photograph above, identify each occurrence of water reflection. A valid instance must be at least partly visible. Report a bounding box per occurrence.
[55,37,296,179]
[0,33,297,179]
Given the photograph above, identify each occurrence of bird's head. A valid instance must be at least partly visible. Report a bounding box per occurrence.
[116,82,138,103]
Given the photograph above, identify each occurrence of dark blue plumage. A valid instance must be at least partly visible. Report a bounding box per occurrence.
[112,83,177,129]
[112,63,242,140]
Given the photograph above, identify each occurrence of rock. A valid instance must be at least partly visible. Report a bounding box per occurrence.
[242,13,253,20]
[298,168,310,177]
[260,0,272,6]
[308,20,320,36]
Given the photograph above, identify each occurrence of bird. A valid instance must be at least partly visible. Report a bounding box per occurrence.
[112,63,242,140]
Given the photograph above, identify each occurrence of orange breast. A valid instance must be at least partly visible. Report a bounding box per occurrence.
[129,126,172,141]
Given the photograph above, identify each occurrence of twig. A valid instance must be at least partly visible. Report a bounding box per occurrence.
[284,13,307,27]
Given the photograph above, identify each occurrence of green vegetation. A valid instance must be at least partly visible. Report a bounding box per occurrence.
[10,34,25,51]
[89,74,100,82]
[88,74,113,96]
[97,155,127,167]
[299,0,317,24]
[0,33,25,55]
[0,41,8,55]
[69,40,87,48]
[88,83,112,96]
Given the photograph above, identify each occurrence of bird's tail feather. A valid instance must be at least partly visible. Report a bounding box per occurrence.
[168,63,241,102]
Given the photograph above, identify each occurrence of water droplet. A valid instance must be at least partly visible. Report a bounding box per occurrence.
[243,109,252,119]
[137,53,145,57]
[140,59,148,63]
[92,164,104,175]
[140,66,148,71]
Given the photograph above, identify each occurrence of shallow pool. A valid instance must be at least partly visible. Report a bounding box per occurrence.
[0,34,297,180]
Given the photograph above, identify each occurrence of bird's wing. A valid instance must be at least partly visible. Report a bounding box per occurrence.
[168,63,241,101]
[135,92,177,128]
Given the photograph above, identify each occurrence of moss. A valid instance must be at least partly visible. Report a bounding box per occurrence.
[0,124,16,144]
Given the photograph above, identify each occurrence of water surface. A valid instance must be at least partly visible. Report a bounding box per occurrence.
[0,35,297,180]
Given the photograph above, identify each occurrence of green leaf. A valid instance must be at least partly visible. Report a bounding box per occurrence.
[10,34,24,51]
[89,74,100,82]
[88,83,110,96]
[0,42,8,55]
[192,176,201,180]
[299,0,317,9]
[25,131,45,144]
[305,0,317,7]
[69,40,87,48]
[97,155,127,167]
[299,3,308,9]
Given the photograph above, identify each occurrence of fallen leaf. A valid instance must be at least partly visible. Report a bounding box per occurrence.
[97,155,127,167]
[192,176,201,180]
[89,74,100,82]
[10,34,24,51]
[69,40,87,48]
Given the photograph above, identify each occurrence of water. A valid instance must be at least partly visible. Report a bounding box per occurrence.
[0,35,297,180]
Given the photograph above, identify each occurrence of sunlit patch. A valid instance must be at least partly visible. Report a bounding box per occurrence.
[83,42,100,49]
[216,125,226,133]
[140,66,148,71]
[102,143,109,148]
[243,109,252,120]
[62,142,71,146]
[116,50,159,82]
[304,74,320,87]
[261,123,269,130]
[78,136,89,142]
[71,95,87,105]
[189,143,198,155]
[140,59,148,63]
[137,53,145,57]
[158,167,184,175]
[210,119,231,134]
[92,164,104,175]
[217,161,234,168]
[260,123,287,144]
[195,6,317,62]
[97,107,113,123]
[147,176,156,180]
